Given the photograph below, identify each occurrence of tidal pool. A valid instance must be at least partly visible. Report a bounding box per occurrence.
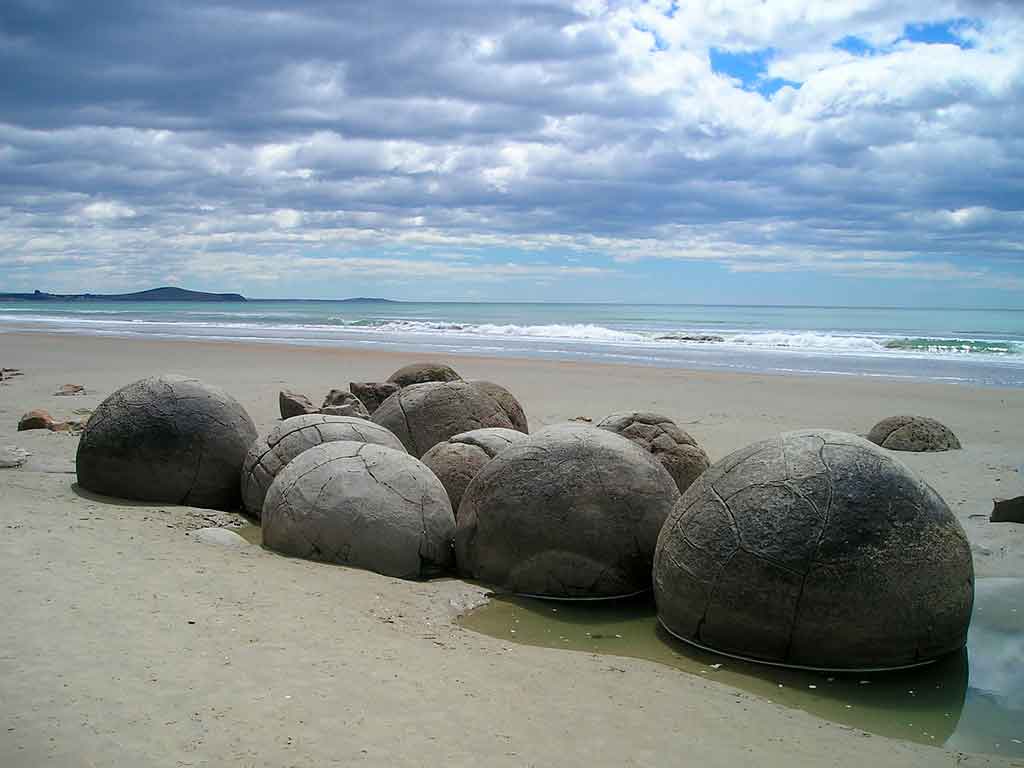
[460,577,1024,758]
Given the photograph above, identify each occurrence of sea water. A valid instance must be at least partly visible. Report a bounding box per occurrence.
[2,300,1024,387]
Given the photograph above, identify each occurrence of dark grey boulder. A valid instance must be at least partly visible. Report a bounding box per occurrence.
[597,411,709,493]
[371,381,514,458]
[471,380,529,433]
[240,414,406,519]
[279,390,317,419]
[349,382,400,414]
[320,389,370,419]
[263,441,455,579]
[991,496,1024,524]
[76,375,257,510]
[455,424,680,599]
[867,415,961,452]
[421,428,529,514]
[653,429,974,671]
[387,362,462,388]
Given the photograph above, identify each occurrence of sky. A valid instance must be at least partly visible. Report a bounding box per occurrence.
[1,0,1023,305]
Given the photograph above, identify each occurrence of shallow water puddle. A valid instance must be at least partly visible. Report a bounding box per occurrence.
[460,578,1024,757]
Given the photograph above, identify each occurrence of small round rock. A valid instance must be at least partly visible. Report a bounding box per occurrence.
[421,428,529,514]
[653,429,974,671]
[597,411,709,493]
[241,414,406,519]
[387,362,462,388]
[76,375,256,510]
[455,424,680,599]
[263,441,455,579]
[372,381,515,458]
[867,415,961,452]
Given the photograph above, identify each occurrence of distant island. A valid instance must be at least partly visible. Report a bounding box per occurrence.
[0,287,247,302]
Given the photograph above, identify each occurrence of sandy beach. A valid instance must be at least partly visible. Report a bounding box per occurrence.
[1,331,1022,767]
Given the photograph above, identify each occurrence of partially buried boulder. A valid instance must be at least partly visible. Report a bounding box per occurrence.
[387,362,462,388]
[241,414,406,519]
[18,409,54,431]
[279,390,317,419]
[867,415,961,452]
[421,428,529,514]
[653,430,974,670]
[471,380,529,433]
[349,382,400,415]
[263,441,455,579]
[371,381,514,458]
[76,375,257,510]
[455,424,680,599]
[320,389,370,419]
[597,411,709,493]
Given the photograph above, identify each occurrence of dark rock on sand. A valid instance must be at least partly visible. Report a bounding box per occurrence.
[241,414,406,519]
[991,496,1024,524]
[279,390,318,419]
[867,415,961,452]
[597,411,709,493]
[455,424,680,599]
[471,380,529,433]
[387,362,462,388]
[18,409,54,431]
[421,428,529,515]
[263,441,455,579]
[320,389,370,419]
[54,384,86,396]
[349,382,400,415]
[371,381,514,458]
[76,375,257,510]
[653,429,974,670]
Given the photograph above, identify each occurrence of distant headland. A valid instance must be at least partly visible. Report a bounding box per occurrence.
[0,287,248,302]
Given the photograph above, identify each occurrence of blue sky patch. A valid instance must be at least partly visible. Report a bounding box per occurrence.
[902,18,978,48]
[709,47,798,95]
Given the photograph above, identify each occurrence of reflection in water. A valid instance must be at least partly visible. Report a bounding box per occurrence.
[460,578,1023,757]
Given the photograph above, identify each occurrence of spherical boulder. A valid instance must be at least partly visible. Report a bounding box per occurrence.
[387,362,462,388]
[471,380,529,433]
[455,424,680,599]
[653,430,974,671]
[371,381,515,458]
[867,415,961,452]
[240,414,406,519]
[421,428,529,514]
[263,441,455,579]
[597,411,709,493]
[76,375,257,510]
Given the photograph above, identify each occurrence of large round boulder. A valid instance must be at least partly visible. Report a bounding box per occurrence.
[421,428,529,514]
[371,381,515,458]
[597,411,709,493]
[262,442,455,579]
[76,375,256,510]
[241,414,406,519]
[653,430,974,671]
[867,415,961,452]
[455,424,680,599]
[387,362,462,388]
[471,380,529,433]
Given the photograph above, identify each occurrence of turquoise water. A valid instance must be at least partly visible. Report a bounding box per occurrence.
[3,300,1024,387]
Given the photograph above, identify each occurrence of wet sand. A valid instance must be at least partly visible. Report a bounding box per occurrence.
[1,331,1022,766]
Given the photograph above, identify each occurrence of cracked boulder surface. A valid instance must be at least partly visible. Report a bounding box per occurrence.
[76,375,257,510]
[386,362,462,388]
[597,411,709,494]
[421,428,529,515]
[470,380,529,434]
[653,429,974,671]
[454,424,680,599]
[867,415,961,452]
[262,441,455,579]
[371,381,515,458]
[240,414,406,519]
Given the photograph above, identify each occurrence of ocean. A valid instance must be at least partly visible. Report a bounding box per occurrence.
[2,300,1023,388]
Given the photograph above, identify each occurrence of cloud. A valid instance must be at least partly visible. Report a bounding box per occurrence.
[0,0,1022,298]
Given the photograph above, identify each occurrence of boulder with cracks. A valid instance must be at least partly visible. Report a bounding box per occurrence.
[653,429,974,671]
[421,427,529,515]
[241,414,406,519]
[455,424,680,599]
[867,415,961,452]
[387,362,462,388]
[597,411,709,493]
[470,380,529,434]
[76,375,257,510]
[263,441,455,579]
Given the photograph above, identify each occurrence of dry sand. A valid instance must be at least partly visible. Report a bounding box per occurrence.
[1,331,1021,767]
